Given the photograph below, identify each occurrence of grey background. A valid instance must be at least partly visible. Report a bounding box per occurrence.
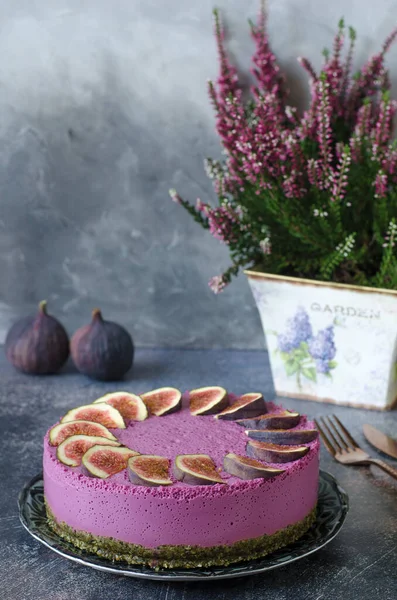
[1,0,397,348]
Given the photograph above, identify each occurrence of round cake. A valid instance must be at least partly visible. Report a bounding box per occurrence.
[43,387,319,568]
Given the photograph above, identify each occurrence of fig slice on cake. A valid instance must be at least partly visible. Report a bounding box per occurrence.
[223,453,285,480]
[57,434,121,467]
[189,386,228,415]
[235,410,300,430]
[215,392,266,420]
[140,387,182,416]
[246,440,310,463]
[82,446,139,478]
[174,454,225,485]
[49,420,117,446]
[128,455,172,486]
[93,391,148,421]
[61,403,125,429]
[245,428,318,444]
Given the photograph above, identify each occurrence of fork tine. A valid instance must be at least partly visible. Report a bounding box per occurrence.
[327,416,350,450]
[333,415,360,448]
[320,417,343,453]
[314,418,336,456]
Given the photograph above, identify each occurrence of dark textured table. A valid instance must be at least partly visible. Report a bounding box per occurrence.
[1,349,396,600]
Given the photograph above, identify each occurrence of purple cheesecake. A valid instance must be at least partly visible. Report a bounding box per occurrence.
[43,389,319,568]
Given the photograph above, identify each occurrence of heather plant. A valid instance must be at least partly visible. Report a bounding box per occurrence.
[169,2,397,293]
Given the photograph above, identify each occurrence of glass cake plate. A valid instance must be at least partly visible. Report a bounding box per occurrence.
[18,470,348,581]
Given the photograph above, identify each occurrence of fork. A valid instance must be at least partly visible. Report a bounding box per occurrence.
[314,415,397,480]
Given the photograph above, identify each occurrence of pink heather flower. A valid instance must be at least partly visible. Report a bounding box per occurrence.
[335,142,344,160]
[283,173,301,198]
[382,27,397,54]
[307,159,323,188]
[349,102,372,162]
[371,94,397,159]
[208,79,249,190]
[299,105,318,140]
[341,26,356,100]
[331,147,351,202]
[382,148,397,182]
[207,205,239,244]
[349,134,361,163]
[213,9,240,100]
[323,60,344,116]
[259,237,271,255]
[208,275,227,294]
[297,57,317,83]
[374,170,388,198]
[285,105,298,124]
[355,102,373,138]
[347,28,397,118]
[208,12,250,191]
[250,1,286,107]
[333,20,344,63]
[316,79,334,187]
[232,91,285,187]
[317,21,345,117]
[169,188,182,204]
[299,79,321,140]
[196,198,209,214]
[282,134,306,198]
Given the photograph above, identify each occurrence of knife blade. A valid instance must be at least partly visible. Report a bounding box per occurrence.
[363,424,397,460]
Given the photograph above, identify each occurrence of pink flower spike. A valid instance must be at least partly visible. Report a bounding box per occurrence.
[316,78,334,187]
[208,275,227,294]
[331,147,351,202]
[169,189,182,204]
[382,27,397,55]
[374,171,388,198]
[207,205,240,244]
[249,1,286,108]
[297,57,317,82]
[213,9,240,99]
[196,198,206,213]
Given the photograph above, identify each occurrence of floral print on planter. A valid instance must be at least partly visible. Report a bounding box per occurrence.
[276,308,337,387]
[246,272,397,408]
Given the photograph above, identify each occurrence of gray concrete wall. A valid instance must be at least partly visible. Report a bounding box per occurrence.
[0,0,396,348]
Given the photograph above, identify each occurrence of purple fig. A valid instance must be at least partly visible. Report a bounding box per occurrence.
[128,455,172,486]
[245,428,318,444]
[235,410,300,430]
[5,300,69,375]
[223,453,284,480]
[93,391,148,421]
[82,445,139,478]
[189,386,228,415]
[71,309,134,381]
[61,403,125,429]
[49,420,117,446]
[246,440,310,463]
[215,393,266,420]
[57,434,120,467]
[140,387,182,416]
[174,454,225,485]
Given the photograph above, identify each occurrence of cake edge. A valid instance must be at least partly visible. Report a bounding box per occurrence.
[45,499,317,569]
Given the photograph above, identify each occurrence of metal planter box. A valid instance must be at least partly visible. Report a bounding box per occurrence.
[246,270,397,410]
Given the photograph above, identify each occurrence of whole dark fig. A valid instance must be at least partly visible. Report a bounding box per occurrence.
[5,300,69,375]
[71,308,134,381]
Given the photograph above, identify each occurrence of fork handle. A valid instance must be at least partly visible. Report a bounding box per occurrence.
[367,458,397,481]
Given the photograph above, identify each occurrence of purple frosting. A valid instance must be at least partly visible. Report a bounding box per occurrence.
[43,398,320,548]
